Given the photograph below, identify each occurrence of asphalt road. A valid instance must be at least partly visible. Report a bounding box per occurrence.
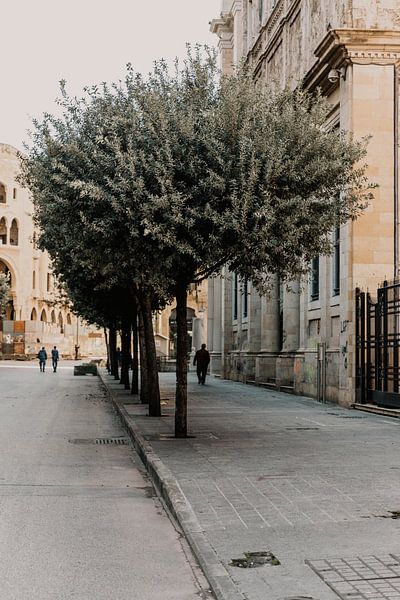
[0,361,211,600]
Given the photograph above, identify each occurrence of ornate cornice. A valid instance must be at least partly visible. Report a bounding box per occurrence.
[304,29,400,92]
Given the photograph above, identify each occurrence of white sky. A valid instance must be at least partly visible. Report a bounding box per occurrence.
[2,0,219,151]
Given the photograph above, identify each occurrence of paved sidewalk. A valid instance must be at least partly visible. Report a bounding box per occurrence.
[101,370,400,600]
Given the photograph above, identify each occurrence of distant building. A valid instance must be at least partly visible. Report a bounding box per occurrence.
[209,1,400,406]
[154,283,208,359]
[0,143,105,358]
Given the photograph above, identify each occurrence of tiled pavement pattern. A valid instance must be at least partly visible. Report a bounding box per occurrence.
[307,555,400,599]
[108,373,400,600]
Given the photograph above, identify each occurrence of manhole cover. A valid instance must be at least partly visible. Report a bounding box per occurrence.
[230,551,280,568]
[307,554,400,599]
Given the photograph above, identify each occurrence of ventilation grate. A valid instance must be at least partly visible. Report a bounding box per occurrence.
[95,437,128,445]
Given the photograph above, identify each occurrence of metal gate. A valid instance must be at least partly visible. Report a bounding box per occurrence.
[356,281,400,407]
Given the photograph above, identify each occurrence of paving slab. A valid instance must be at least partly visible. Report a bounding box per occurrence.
[100,370,400,600]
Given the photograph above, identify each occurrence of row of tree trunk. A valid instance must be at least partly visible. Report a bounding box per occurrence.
[106,288,190,429]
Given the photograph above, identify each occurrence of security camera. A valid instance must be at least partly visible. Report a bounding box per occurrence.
[327,68,340,84]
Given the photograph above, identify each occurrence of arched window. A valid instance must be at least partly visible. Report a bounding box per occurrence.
[0,183,6,204]
[40,308,47,322]
[51,310,56,323]
[10,219,18,246]
[0,217,7,245]
[0,259,11,286]
[58,312,64,333]
[67,313,72,325]
[31,308,37,321]
[32,271,36,289]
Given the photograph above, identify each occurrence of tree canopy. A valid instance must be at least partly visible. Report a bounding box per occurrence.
[19,46,374,435]
[0,273,9,318]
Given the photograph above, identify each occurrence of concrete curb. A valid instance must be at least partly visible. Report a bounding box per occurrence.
[98,369,245,600]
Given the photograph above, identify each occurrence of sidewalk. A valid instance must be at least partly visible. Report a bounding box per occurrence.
[100,369,400,600]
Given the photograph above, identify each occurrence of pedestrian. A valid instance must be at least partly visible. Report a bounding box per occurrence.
[37,346,47,372]
[193,343,210,385]
[51,346,59,373]
[116,347,122,367]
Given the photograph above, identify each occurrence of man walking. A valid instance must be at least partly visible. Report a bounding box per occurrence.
[51,346,59,373]
[193,343,210,385]
[38,347,47,372]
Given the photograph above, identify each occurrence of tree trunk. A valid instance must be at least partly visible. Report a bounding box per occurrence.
[175,281,188,438]
[138,308,149,404]
[104,328,110,372]
[109,327,118,379]
[138,291,161,416]
[131,304,139,395]
[120,319,131,390]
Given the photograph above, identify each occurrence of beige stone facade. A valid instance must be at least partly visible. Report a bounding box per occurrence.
[209,0,400,406]
[0,143,105,358]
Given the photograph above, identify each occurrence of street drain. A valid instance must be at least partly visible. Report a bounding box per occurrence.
[69,437,129,445]
[230,551,280,568]
[95,437,128,445]
[281,597,315,600]
[286,427,319,431]
[326,413,365,419]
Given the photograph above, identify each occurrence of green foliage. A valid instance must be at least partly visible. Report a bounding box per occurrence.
[19,46,373,326]
[0,273,10,318]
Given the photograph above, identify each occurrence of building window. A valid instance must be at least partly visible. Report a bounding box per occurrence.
[30,308,37,321]
[32,271,36,289]
[13,188,16,200]
[47,273,51,292]
[67,313,72,325]
[0,183,6,204]
[0,217,7,245]
[259,0,264,22]
[233,272,239,320]
[332,227,340,296]
[10,219,18,246]
[58,312,64,333]
[242,279,249,319]
[310,257,319,301]
[40,308,47,322]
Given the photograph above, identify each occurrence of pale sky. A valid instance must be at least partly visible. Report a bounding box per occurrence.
[2,0,219,151]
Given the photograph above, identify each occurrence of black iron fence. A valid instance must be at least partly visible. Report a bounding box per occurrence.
[356,280,400,408]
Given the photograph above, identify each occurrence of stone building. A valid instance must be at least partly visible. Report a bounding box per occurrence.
[0,143,105,358]
[209,0,400,406]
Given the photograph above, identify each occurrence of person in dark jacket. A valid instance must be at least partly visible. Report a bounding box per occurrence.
[38,347,47,372]
[193,343,210,385]
[51,346,59,373]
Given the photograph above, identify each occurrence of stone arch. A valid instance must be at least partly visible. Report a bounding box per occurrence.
[30,307,37,321]
[0,217,7,245]
[0,183,6,204]
[0,258,13,287]
[9,218,18,246]
[40,308,47,322]
[51,309,56,324]
[66,313,72,325]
